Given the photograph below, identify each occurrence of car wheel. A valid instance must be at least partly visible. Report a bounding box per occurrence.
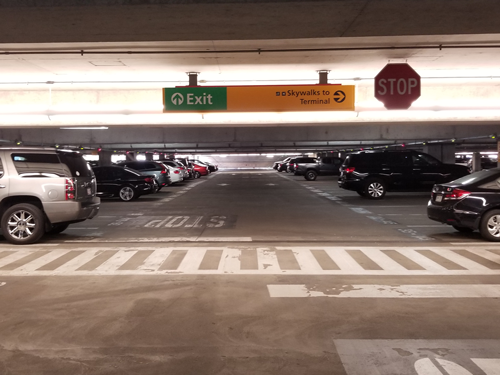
[479,209,500,241]
[356,190,366,197]
[364,178,386,199]
[47,223,70,235]
[452,225,474,233]
[194,171,201,178]
[119,186,136,201]
[1,203,46,244]
[304,170,318,181]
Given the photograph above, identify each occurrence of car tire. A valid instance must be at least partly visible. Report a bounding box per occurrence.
[119,186,137,201]
[1,203,46,244]
[479,209,500,241]
[304,170,318,181]
[364,178,386,199]
[452,225,474,233]
[194,171,201,178]
[47,223,70,235]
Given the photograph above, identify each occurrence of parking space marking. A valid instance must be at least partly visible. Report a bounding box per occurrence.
[267,284,500,298]
[335,340,500,375]
[0,246,499,276]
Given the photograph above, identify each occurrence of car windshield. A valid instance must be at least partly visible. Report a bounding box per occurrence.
[451,168,500,185]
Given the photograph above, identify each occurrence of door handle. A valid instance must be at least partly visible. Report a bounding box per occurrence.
[0,185,5,188]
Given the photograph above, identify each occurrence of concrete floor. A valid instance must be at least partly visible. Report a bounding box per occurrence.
[0,170,499,374]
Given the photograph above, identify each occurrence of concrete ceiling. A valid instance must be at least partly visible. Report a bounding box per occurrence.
[0,1,500,153]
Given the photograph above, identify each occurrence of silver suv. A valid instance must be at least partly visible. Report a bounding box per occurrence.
[0,147,100,244]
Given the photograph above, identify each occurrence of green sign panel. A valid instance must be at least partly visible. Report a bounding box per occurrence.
[163,87,227,111]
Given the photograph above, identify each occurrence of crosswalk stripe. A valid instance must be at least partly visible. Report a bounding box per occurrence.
[118,250,155,271]
[452,249,500,270]
[0,251,51,271]
[324,249,365,272]
[437,249,492,271]
[380,250,425,270]
[415,249,467,270]
[310,249,340,270]
[1,246,500,275]
[76,250,118,271]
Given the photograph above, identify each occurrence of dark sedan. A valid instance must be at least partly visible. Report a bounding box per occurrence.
[93,166,155,201]
[427,168,500,241]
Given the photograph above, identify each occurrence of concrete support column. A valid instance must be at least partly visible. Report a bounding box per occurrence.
[145,152,153,161]
[125,152,136,161]
[472,152,482,172]
[98,150,113,166]
[498,141,500,168]
[423,144,455,164]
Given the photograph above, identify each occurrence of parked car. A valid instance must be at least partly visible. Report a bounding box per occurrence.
[338,150,469,199]
[427,168,500,241]
[92,166,155,201]
[466,156,498,173]
[276,157,295,172]
[175,158,196,179]
[191,161,210,177]
[189,159,218,172]
[0,147,100,244]
[115,160,171,190]
[294,156,343,180]
[161,160,185,183]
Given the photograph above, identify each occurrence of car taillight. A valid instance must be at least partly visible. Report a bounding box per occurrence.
[345,167,355,173]
[294,163,298,168]
[174,170,180,174]
[144,177,153,183]
[161,169,167,174]
[443,188,471,200]
[65,178,75,200]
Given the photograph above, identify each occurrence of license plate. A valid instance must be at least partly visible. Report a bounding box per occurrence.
[435,195,443,202]
[87,187,92,195]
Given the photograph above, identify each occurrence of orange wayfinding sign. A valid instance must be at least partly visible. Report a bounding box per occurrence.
[163,84,355,112]
[227,84,355,112]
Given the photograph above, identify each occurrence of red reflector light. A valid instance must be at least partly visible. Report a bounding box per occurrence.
[443,188,471,200]
[144,177,153,183]
[65,178,75,200]
[345,167,355,173]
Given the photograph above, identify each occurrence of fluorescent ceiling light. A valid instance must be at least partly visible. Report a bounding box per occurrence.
[59,126,109,130]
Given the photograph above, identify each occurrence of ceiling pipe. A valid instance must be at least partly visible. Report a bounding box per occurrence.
[2,44,500,56]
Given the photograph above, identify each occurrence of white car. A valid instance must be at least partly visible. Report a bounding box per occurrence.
[163,163,184,184]
[163,160,189,180]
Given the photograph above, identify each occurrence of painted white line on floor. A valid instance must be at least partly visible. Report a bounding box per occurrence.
[65,237,253,243]
[407,225,445,228]
[350,207,372,214]
[67,227,99,230]
[267,284,500,298]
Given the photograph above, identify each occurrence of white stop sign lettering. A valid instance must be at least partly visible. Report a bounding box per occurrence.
[377,78,419,95]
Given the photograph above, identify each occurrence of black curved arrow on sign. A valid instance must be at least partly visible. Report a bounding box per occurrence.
[333,90,346,103]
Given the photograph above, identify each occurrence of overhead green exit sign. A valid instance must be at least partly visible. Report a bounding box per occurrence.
[163,87,227,111]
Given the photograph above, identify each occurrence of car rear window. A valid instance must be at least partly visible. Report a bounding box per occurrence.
[452,168,500,185]
[12,153,68,177]
[57,151,94,177]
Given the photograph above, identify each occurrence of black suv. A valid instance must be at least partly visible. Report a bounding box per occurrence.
[338,150,469,199]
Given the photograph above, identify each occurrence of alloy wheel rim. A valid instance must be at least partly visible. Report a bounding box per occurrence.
[368,183,384,197]
[486,215,500,237]
[120,187,134,201]
[7,210,36,239]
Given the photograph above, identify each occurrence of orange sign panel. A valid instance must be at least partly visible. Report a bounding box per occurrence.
[227,84,355,112]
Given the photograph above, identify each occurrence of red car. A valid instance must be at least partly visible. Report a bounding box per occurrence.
[192,162,209,178]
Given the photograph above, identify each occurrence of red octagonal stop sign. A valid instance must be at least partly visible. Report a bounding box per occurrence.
[375,63,421,110]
